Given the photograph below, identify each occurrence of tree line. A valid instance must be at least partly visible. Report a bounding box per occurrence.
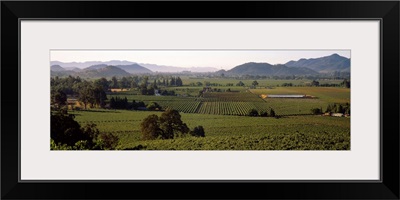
[310,103,350,115]
[50,75,187,110]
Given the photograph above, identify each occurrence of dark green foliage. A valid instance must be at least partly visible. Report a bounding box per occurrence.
[341,79,350,88]
[50,111,119,150]
[281,83,293,87]
[51,112,87,146]
[132,100,146,110]
[325,103,350,114]
[252,80,259,87]
[109,96,129,109]
[51,89,67,109]
[270,108,276,117]
[93,86,107,108]
[147,102,162,111]
[94,77,110,91]
[130,81,138,88]
[260,110,269,117]
[160,90,176,96]
[190,126,205,137]
[175,77,183,86]
[111,76,119,88]
[50,75,82,95]
[159,109,190,139]
[140,114,163,140]
[236,81,245,86]
[311,80,320,86]
[311,107,323,115]
[325,104,332,113]
[96,133,120,150]
[140,109,193,140]
[248,109,259,117]
[170,77,176,86]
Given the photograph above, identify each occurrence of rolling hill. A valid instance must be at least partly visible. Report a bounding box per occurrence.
[224,62,319,76]
[50,65,66,72]
[79,66,131,78]
[285,53,350,73]
[114,64,152,74]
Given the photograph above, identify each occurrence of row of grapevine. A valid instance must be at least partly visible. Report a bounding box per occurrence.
[202,92,264,103]
[196,102,261,116]
[159,101,201,113]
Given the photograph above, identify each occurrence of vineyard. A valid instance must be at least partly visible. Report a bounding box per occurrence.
[69,109,350,150]
[107,87,350,116]
[109,90,271,115]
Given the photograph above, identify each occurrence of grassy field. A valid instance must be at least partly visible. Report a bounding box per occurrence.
[69,109,350,150]
[249,87,350,103]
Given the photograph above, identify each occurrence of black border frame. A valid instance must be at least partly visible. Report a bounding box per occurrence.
[2,1,399,199]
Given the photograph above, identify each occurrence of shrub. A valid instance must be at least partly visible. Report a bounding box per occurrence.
[191,126,205,137]
[311,108,323,115]
[248,109,259,117]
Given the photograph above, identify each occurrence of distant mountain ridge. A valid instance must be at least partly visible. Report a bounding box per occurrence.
[224,62,319,76]
[51,61,218,73]
[51,54,350,77]
[50,60,137,69]
[50,65,66,72]
[285,53,350,73]
[50,64,147,78]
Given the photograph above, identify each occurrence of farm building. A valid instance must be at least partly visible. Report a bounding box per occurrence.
[331,113,344,117]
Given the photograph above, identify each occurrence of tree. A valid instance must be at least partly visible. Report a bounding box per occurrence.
[176,77,183,86]
[140,109,200,140]
[153,80,158,89]
[111,76,118,89]
[159,109,189,139]
[78,82,95,109]
[311,80,320,87]
[147,86,155,95]
[190,126,205,137]
[252,80,259,88]
[236,81,245,86]
[311,108,323,115]
[147,102,162,111]
[170,77,176,86]
[95,132,120,150]
[336,104,344,113]
[93,86,107,108]
[325,104,332,113]
[342,79,350,88]
[131,80,138,89]
[140,114,163,140]
[269,108,276,117]
[94,77,110,91]
[51,112,86,146]
[51,89,67,109]
[260,110,268,117]
[120,77,129,89]
[110,97,116,108]
[51,112,119,150]
[248,109,259,117]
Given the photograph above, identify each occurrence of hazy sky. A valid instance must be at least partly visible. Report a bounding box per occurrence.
[51,50,350,70]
